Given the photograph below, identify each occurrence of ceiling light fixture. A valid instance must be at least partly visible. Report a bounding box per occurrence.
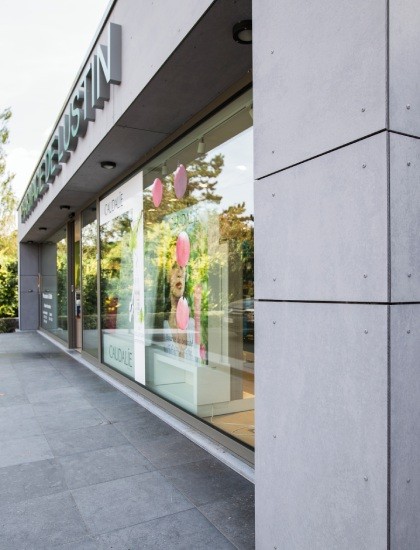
[248,103,253,119]
[197,137,205,155]
[59,205,71,210]
[233,20,252,45]
[100,161,116,170]
[38,227,47,231]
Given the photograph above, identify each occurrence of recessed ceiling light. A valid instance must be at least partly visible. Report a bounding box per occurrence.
[233,20,252,45]
[59,205,71,210]
[38,227,47,231]
[100,161,117,170]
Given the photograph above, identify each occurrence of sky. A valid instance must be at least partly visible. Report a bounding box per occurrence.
[1,0,110,201]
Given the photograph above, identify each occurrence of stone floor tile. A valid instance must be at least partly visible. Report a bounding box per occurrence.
[95,508,235,550]
[0,491,88,550]
[45,423,129,457]
[36,408,108,434]
[58,444,153,489]
[49,537,100,550]
[0,403,35,421]
[0,434,53,468]
[26,386,85,404]
[0,415,44,441]
[133,431,210,469]
[113,415,176,445]
[199,491,255,550]
[84,390,135,408]
[96,402,151,423]
[160,457,253,507]
[71,471,194,535]
[0,458,68,505]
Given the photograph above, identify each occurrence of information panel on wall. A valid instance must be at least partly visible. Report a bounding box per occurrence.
[99,173,145,384]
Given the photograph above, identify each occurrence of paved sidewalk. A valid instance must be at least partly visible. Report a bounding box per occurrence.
[0,332,254,549]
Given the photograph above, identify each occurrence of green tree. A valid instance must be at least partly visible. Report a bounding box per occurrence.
[0,108,19,321]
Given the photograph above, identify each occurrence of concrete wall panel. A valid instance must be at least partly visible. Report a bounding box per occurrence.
[19,276,38,294]
[389,0,420,137]
[255,301,388,550]
[390,134,420,301]
[390,304,420,550]
[19,291,39,331]
[19,243,39,276]
[255,133,388,302]
[253,0,387,178]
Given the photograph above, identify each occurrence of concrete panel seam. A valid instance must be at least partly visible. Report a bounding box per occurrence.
[387,304,391,550]
[389,129,420,141]
[255,129,387,181]
[255,299,420,306]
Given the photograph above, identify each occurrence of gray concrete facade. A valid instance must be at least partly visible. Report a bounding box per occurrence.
[254,1,420,549]
[18,243,40,330]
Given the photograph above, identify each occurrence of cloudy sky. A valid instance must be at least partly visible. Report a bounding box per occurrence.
[1,0,110,200]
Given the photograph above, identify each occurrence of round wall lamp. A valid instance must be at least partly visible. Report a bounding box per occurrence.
[100,161,116,170]
[233,20,252,44]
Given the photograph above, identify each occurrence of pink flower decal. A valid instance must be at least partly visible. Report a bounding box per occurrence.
[176,231,190,267]
[152,178,163,207]
[176,297,190,330]
[174,164,188,199]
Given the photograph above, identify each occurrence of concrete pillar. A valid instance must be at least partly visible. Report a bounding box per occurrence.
[254,1,420,548]
[19,243,40,330]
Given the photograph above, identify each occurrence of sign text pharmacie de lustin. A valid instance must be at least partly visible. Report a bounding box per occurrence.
[20,23,122,223]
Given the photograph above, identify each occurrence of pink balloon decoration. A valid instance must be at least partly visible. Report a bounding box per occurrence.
[152,178,163,207]
[176,297,190,330]
[174,164,188,199]
[176,231,190,267]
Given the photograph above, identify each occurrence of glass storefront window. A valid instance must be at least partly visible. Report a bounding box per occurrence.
[40,226,68,343]
[97,90,254,447]
[81,204,99,357]
[142,91,254,447]
[99,174,144,381]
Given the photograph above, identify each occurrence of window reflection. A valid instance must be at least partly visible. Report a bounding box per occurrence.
[40,227,68,343]
[143,96,254,447]
[81,204,98,357]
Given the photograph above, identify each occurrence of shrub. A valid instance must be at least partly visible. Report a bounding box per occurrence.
[0,317,18,333]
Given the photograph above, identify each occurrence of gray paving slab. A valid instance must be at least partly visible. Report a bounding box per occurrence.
[0,332,255,548]
[0,393,29,408]
[45,423,129,457]
[71,471,194,535]
[0,491,88,550]
[26,386,86,403]
[0,403,35,420]
[49,538,100,550]
[0,414,44,441]
[0,458,68,505]
[36,407,108,434]
[199,492,256,550]
[113,415,177,445]
[0,378,24,391]
[96,402,153,423]
[95,508,236,549]
[132,431,210,469]
[83,389,135,408]
[0,434,53,468]
[21,373,71,393]
[160,457,254,506]
[58,444,153,489]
